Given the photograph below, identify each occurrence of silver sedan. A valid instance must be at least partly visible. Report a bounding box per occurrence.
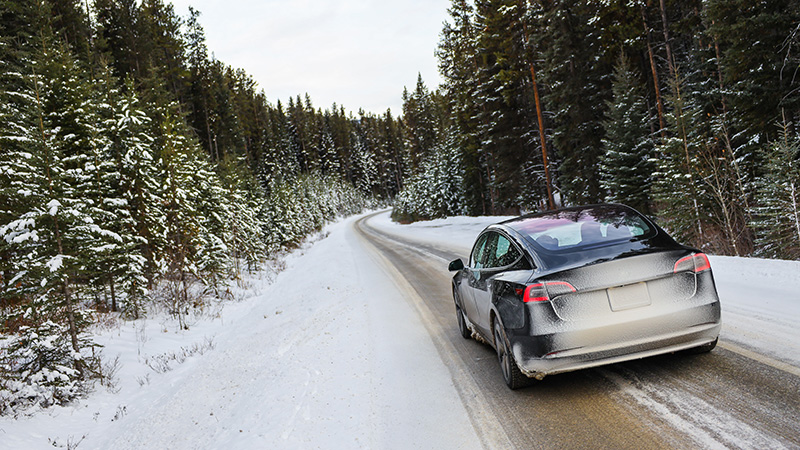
[448,204,722,389]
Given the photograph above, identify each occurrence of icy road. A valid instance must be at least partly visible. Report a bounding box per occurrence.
[2,210,799,449]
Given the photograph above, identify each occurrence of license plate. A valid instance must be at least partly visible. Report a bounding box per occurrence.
[607,282,651,311]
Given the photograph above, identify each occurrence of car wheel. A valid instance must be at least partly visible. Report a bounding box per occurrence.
[686,337,718,354]
[493,319,527,390]
[456,306,471,339]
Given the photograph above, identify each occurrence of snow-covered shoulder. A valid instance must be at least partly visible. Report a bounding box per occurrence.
[710,255,800,367]
[367,209,514,256]
[0,211,481,449]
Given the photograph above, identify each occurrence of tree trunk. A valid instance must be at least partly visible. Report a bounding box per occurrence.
[792,181,800,244]
[659,0,676,80]
[671,73,704,243]
[642,5,666,136]
[521,0,555,209]
[110,276,117,312]
[529,62,556,209]
[55,217,83,371]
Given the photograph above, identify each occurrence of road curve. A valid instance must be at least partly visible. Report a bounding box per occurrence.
[354,211,800,450]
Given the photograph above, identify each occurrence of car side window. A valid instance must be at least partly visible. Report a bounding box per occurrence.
[473,232,527,270]
[490,234,521,268]
[470,234,489,269]
[481,232,499,268]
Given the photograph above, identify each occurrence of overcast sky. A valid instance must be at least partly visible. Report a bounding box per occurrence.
[168,0,451,116]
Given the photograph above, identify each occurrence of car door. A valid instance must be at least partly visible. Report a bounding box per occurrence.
[461,233,489,323]
[471,232,523,336]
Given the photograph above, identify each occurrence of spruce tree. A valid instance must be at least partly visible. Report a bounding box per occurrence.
[0,8,100,409]
[600,54,655,214]
[539,0,610,205]
[191,155,231,296]
[752,124,800,259]
[472,0,539,212]
[651,70,712,249]
[107,80,161,317]
[705,0,800,142]
[217,156,267,274]
[351,122,378,196]
[402,75,439,172]
[437,0,487,214]
[158,110,205,327]
[393,124,465,221]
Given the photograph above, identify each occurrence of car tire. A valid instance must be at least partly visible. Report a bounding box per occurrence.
[456,306,471,339]
[686,337,718,354]
[493,319,527,390]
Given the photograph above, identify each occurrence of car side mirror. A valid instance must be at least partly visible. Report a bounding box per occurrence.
[448,258,464,272]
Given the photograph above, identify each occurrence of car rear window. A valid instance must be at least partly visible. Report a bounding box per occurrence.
[509,206,654,252]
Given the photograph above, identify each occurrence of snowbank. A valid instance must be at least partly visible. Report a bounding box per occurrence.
[366,211,513,257]
[710,255,800,367]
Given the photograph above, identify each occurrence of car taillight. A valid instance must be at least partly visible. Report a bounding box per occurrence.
[673,253,711,274]
[523,281,576,303]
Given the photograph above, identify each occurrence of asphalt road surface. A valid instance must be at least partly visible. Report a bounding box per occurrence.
[354,211,800,450]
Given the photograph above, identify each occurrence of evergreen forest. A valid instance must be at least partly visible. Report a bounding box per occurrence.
[398,0,800,264]
[0,0,401,412]
[1,0,799,412]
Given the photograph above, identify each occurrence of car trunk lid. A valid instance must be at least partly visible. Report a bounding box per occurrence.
[540,250,696,321]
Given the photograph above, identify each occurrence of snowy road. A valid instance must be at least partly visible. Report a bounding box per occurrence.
[359,210,800,449]
[2,210,799,449]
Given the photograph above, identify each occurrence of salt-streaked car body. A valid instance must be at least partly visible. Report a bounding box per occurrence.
[448,204,721,389]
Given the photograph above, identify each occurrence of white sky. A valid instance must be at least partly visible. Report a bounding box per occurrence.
[168,0,451,116]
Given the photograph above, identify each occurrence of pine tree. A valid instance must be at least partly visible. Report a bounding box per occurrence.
[192,155,231,296]
[319,116,340,177]
[705,0,800,142]
[402,75,439,172]
[0,8,100,409]
[752,123,800,259]
[393,124,465,221]
[600,54,655,214]
[652,70,713,249]
[94,0,142,79]
[437,0,488,215]
[107,80,163,317]
[472,0,540,212]
[138,0,187,102]
[218,156,267,274]
[376,109,404,198]
[158,110,205,328]
[351,120,378,195]
[539,0,610,205]
[72,64,131,314]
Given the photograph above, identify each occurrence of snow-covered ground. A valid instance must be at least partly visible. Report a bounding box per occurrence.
[2,210,799,449]
[0,212,481,449]
[368,213,509,258]
[709,255,800,368]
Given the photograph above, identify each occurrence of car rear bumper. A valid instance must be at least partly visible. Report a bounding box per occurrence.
[510,302,721,378]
